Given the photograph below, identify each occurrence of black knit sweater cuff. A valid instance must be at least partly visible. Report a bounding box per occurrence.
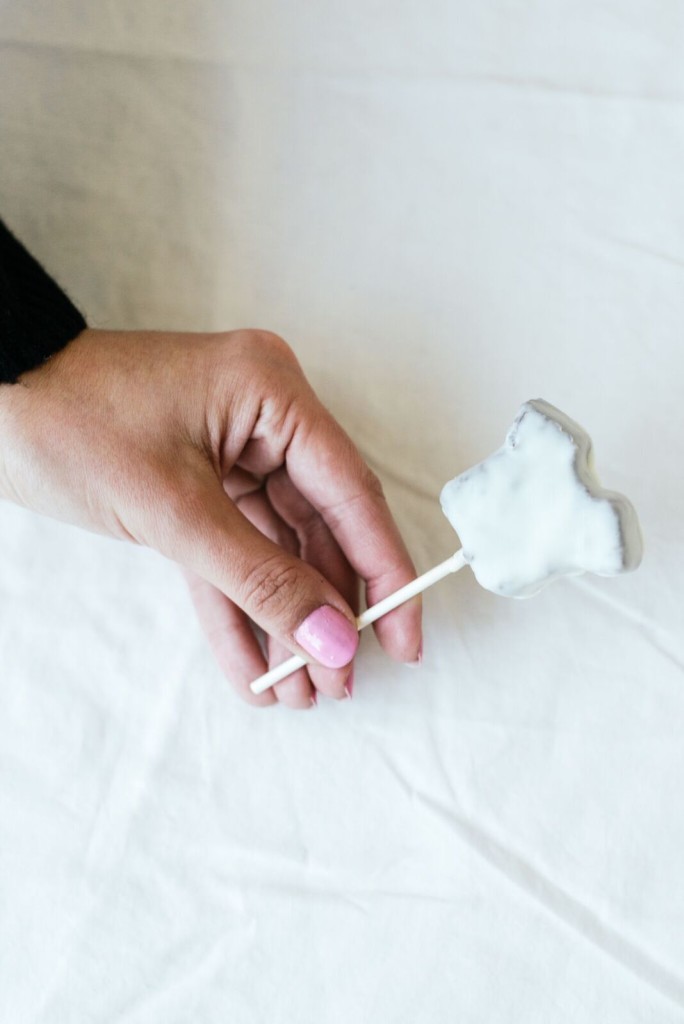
[0,220,87,384]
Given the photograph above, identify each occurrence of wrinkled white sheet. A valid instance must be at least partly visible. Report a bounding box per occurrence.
[1,2,683,1021]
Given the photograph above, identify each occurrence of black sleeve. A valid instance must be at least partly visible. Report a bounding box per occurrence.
[0,219,87,384]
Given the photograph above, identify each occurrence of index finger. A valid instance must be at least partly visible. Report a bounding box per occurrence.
[285,397,422,664]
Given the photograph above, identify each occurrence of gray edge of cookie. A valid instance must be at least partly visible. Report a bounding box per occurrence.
[524,398,643,572]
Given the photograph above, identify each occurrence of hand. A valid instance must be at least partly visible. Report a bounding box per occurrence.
[0,328,422,708]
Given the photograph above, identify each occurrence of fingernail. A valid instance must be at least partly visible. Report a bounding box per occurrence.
[345,668,354,699]
[294,606,359,669]
[310,690,318,707]
[406,641,423,668]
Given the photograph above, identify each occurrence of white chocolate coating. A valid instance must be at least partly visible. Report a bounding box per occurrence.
[440,399,643,598]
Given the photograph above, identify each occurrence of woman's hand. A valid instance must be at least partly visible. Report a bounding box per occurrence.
[0,328,421,708]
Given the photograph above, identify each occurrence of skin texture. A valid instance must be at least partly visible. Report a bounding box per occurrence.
[0,327,422,709]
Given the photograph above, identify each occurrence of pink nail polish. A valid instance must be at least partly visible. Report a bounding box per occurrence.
[345,668,354,698]
[407,641,423,667]
[294,606,359,668]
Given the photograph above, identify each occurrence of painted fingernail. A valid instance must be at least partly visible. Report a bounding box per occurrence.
[345,668,355,699]
[294,606,359,668]
[406,641,423,667]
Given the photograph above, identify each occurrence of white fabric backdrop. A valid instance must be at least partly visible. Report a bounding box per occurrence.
[1,2,683,1020]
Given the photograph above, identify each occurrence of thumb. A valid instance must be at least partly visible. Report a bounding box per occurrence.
[162,473,359,669]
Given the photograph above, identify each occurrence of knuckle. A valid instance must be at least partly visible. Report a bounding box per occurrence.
[214,329,301,392]
[254,330,296,360]
[242,554,305,619]
[225,328,297,363]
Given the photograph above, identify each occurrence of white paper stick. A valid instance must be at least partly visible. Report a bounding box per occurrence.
[249,549,466,695]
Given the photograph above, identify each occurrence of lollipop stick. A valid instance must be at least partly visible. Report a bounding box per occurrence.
[249,549,466,695]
